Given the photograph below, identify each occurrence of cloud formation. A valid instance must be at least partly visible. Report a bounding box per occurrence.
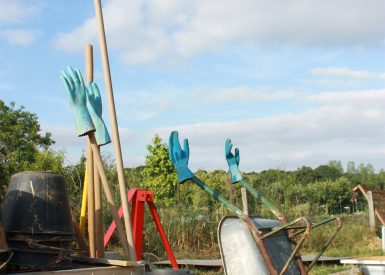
[0,0,39,23]
[0,29,41,46]
[55,0,385,64]
[153,88,385,171]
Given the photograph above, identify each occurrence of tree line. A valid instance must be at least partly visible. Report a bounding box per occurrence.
[1,100,383,219]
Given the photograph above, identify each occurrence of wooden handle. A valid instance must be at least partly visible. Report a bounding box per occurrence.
[93,0,136,261]
[85,44,95,258]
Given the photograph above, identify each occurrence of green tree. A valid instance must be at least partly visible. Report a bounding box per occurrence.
[141,135,177,205]
[0,101,54,185]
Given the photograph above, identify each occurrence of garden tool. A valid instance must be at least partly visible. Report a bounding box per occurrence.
[86,82,111,146]
[169,131,310,275]
[60,67,95,136]
[93,0,136,261]
[61,67,132,260]
[224,138,343,274]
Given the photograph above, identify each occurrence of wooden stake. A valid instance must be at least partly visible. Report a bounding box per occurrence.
[85,44,105,258]
[94,147,104,258]
[241,187,249,215]
[88,134,130,259]
[368,191,376,232]
[86,140,95,257]
[93,0,136,260]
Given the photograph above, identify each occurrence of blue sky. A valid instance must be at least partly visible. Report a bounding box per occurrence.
[0,0,384,172]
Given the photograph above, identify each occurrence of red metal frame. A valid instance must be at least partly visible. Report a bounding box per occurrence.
[104,189,178,269]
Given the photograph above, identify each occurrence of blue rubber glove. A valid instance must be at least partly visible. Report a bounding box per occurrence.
[86,82,111,146]
[60,66,95,136]
[225,138,243,183]
[169,131,194,183]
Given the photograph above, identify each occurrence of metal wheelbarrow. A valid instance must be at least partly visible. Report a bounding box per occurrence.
[169,131,343,275]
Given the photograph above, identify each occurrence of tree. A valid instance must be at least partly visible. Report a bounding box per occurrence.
[141,135,177,205]
[0,101,54,186]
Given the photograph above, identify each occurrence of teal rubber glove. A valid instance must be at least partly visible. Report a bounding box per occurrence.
[60,66,95,136]
[225,138,243,183]
[169,131,194,183]
[86,82,111,146]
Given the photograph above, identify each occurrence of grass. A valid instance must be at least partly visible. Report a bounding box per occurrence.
[132,212,382,274]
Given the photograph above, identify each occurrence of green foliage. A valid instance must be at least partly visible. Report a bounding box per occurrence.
[141,135,177,205]
[0,101,55,186]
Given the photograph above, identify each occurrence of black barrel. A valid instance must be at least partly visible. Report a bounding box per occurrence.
[2,171,75,270]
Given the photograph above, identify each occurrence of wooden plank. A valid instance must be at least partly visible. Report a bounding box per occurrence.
[71,255,136,267]
[153,255,349,267]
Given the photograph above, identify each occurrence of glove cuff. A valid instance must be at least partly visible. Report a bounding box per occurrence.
[92,116,111,146]
[229,166,243,184]
[175,162,194,183]
[72,106,95,137]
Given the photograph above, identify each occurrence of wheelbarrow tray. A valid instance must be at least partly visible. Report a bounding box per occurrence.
[218,216,301,275]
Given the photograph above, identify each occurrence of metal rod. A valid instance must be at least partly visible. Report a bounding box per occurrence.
[307,218,343,271]
[93,0,136,260]
[240,179,287,223]
[191,177,278,275]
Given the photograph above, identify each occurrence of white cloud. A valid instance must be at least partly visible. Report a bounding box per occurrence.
[0,0,39,23]
[204,87,301,103]
[311,67,385,80]
[54,0,385,64]
[0,29,41,46]
[153,88,385,171]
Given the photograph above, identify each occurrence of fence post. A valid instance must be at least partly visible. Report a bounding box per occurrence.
[367,191,376,232]
[241,187,249,215]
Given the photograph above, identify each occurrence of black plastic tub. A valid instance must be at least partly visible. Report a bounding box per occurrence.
[2,171,75,270]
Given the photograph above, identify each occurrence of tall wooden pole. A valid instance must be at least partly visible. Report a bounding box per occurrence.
[93,0,136,260]
[85,45,96,258]
[86,140,95,257]
[368,191,376,233]
[86,44,105,258]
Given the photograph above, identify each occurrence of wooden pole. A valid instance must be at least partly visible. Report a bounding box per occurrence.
[86,44,105,258]
[94,147,104,257]
[86,140,95,257]
[368,191,376,232]
[241,187,249,215]
[93,0,136,260]
[87,134,130,259]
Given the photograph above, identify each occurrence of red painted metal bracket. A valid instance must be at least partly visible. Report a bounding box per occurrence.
[104,188,178,269]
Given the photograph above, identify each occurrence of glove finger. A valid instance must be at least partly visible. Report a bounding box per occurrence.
[60,75,75,102]
[92,82,101,99]
[92,82,102,109]
[169,132,176,162]
[235,148,240,165]
[61,70,74,91]
[75,69,85,88]
[225,138,233,157]
[173,131,182,153]
[67,66,78,86]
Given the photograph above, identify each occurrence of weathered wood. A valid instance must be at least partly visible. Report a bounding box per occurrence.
[93,0,136,261]
[241,187,249,215]
[368,191,376,232]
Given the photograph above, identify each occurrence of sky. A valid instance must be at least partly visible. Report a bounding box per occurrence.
[0,0,384,172]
